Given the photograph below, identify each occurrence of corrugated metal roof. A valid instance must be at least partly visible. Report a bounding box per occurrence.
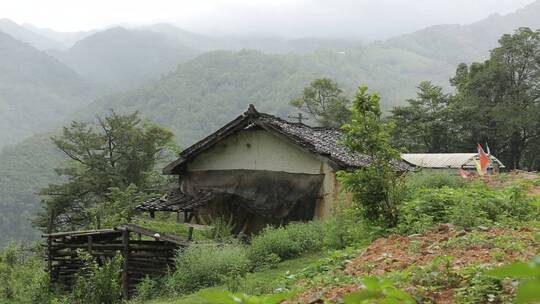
[401,153,505,169]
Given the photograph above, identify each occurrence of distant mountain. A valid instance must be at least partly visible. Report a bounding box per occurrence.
[0,18,63,50]
[384,0,540,64]
[49,27,201,88]
[88,48,451,146]
[0,31,98,148]
[22,23,96,49]
[0,134,65,246]
[145,23,364,54]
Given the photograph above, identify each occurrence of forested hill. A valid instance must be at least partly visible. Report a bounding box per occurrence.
[87,48,451,146]
[0,31,97,148]
[48,27,201,89]
[0,134,65,246]
[384,0,540,65]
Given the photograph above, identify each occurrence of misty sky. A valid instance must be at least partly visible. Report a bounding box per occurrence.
[1,0,536,40]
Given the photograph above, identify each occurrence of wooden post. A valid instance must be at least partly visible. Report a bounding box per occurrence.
[183,211,189,223]
[176,210,181,223]
[121,230,130,299]
[87,235,93,255]
[149,211,155,219]
[187,227,194,241]
[47,235,52,288]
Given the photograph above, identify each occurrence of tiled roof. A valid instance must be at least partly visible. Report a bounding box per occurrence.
[163,105,412,174]
[136,189,214,212]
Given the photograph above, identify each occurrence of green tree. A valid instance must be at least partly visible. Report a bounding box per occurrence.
[389,81,456,152]
[338,86,403,227]
[290,78,350,127]
[451,27,540,169]
[35,111,175,232]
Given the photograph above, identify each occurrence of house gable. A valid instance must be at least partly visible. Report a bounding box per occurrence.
[187,128,323,174]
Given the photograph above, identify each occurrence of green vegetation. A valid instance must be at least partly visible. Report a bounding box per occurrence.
[36,111,176,232]
[390,28,540,170]
[289,78,350,127]
[1,171,539,303]
[248,222,323,270]
[339,86,403,227]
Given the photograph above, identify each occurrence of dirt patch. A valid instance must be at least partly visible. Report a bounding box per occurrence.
[345,225,537,277]
[481,170,538,189]
[293,225,538,304]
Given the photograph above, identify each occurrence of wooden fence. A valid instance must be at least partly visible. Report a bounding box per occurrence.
[43,224,190,299]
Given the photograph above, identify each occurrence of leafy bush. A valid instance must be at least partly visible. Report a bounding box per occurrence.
[488,255,540,303]
[456,267,506,304]
[324,205,386,249]
[71,253,122,304]
[165,242,251,295]
[135,276,161,301]
[248,222,323,270]
[396,183,538,233]
[406,170,466,190]
[0,243,54,304]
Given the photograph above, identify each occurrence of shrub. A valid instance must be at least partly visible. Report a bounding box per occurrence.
[455,267,507,304]
[165,241,250,295]
[324,205,386,249]
[0,243,55,304]
[248,222,323,269]
[135,276,161,301]
[71,253,122,304]
[406,170,466,190]
[396,183,538,233]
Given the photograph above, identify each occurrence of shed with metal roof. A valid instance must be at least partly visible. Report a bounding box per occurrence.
[401,153,505,170]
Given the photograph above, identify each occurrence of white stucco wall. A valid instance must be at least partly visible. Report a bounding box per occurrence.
[187,129,322,174]
[186,128,351,218]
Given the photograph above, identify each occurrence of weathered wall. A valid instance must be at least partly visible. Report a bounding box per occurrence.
[187,128,321,174]
[185,128,351,219]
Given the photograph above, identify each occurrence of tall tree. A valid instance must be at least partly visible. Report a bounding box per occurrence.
[290,78,350,128]
[389,81,456,153]
[451,27,540,169]
[35,111,175,231]
[338,86,403,227]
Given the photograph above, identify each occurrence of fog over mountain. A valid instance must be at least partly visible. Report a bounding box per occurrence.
[1,0,535,41]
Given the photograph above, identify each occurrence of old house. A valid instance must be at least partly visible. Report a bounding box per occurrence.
[137,105,411,234]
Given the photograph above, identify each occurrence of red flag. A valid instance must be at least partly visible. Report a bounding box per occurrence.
[477,144,490,174]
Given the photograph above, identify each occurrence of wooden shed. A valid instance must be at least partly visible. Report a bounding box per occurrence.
[43,224,190,299]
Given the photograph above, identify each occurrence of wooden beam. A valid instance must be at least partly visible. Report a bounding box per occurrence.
[47,235,53,287]
[121,230,129,299]
[87,235,93,255]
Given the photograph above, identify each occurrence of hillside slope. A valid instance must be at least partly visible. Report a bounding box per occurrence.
[0,31,97,148]
[0,134,65,246]
[0,18,63,50]
[49,27,200,88]
[384,0,540,64]
[89,48,451,146]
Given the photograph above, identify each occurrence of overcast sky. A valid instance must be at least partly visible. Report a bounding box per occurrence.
[1,0,536,40]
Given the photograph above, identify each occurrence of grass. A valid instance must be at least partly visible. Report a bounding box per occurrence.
[143,252,326,304]
[131,216,209,241]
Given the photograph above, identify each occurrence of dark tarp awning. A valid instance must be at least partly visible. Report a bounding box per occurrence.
[181,170,324,220]
[136,170,324,221]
